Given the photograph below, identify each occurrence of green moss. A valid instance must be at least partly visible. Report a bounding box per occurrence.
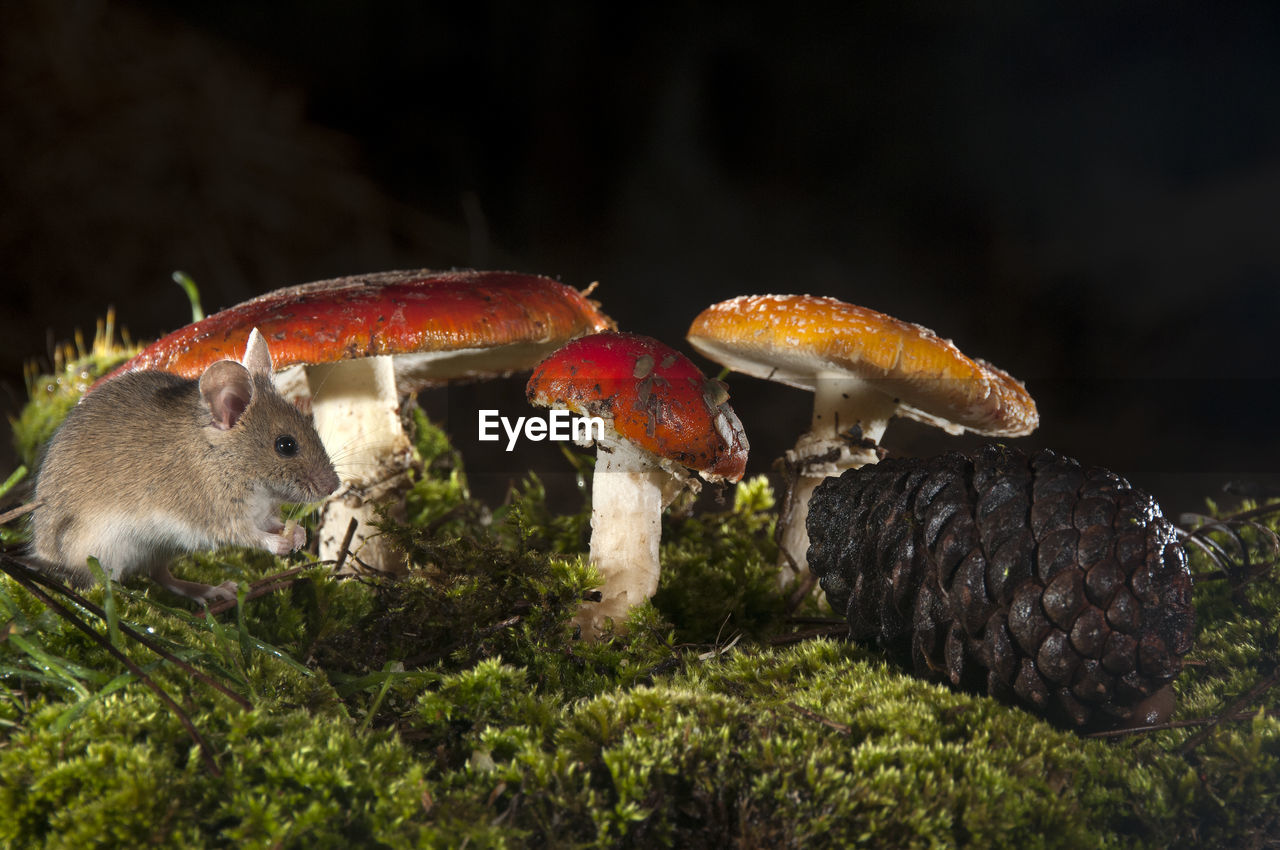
[0,693,432,849]
[1153,504,1280,845]
[2,354,1279,846]
[10,312,138,469]
[654,475,785,643]
[411,641,1163,848]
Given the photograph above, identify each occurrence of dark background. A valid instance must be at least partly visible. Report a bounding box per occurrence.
[2,1,1278,517]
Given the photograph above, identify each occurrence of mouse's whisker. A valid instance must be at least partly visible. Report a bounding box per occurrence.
[281,500,325,523]
[299,367,332,403]
[314,434,421,482]
[321,442,385,474]
[310,424,402,457]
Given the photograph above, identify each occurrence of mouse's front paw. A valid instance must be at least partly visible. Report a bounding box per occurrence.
[263,535,292,556]
[260,521,305,556]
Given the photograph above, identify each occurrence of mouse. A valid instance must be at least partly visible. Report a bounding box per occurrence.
[29,328,341,603]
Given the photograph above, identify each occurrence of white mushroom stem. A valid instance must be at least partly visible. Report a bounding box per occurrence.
[779,372,899,586]
[579,434,687,639]
[306,355,413,574]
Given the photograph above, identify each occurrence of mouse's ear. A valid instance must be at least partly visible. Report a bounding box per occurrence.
[241,328,274,378]
[199,360,255,430]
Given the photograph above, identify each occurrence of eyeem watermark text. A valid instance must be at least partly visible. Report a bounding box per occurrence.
[478,409,605,451]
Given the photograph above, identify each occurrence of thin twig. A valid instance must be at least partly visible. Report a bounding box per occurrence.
[1207,500,1280,526]
[697,632,743,661]
[786,616,847,626]
[1085,704,1280,740]
[769,625,851,646]
[772,456,800,573]
[476,615,522,638]
[788,701,851,735]
[1177,529,1239,578]
[0,501,41,526]
[333,517,358,574]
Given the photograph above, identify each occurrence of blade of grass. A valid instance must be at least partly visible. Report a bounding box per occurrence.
[359,661,400,734]
[235,584,253,669]
[0,467,26,499]
[172,271,204,322]
[85,557,122,649]
[0,661,97,696]
[328,667,440,699]
[7,634,98,698]
[200,596,243,691]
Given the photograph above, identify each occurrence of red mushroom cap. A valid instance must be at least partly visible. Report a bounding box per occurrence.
[101,269,614,384]
[526,331,749,482]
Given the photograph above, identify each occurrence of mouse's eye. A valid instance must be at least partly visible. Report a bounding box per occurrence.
[275,435,300,457]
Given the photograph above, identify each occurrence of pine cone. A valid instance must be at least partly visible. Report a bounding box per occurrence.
[806,444,1194,729]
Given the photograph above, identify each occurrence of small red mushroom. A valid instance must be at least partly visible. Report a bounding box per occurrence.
[527,331,748,637]
[106,269,613,571]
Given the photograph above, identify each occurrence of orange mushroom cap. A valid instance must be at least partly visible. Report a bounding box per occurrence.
[526,331,749,482]
[686,294,1038,437]
[101,269,614,385]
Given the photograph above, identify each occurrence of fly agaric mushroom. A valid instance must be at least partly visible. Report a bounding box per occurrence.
[105,269,613,572]
[686,294,1038,586]
[526,331,748,637]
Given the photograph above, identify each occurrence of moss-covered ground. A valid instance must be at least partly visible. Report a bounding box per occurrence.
[0,339,1277,848]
